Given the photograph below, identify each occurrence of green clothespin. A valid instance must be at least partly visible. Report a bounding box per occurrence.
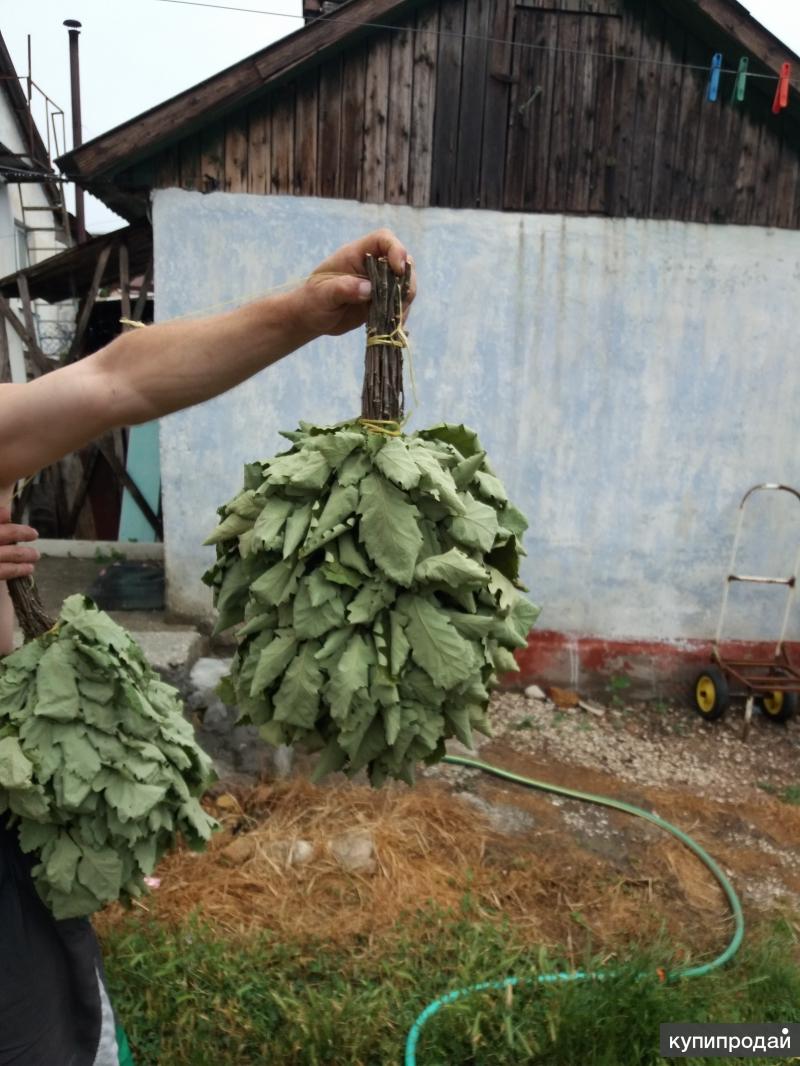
[732,57,749,103]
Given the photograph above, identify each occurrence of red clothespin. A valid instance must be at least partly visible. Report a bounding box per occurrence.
[772,63,790,114]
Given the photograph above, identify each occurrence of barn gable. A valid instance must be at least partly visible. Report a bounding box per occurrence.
[60,0,800,228]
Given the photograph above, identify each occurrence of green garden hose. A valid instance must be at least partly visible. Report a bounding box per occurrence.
[404,753,745,1065]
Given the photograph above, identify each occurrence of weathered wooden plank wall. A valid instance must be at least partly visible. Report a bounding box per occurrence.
[145,0,800,228]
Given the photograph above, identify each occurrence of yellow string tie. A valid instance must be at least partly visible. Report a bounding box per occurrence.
[358,418,405,437]
[365,327,407,349]
[119,318,148,330]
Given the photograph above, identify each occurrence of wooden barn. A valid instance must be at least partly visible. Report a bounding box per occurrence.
[3,0,800,680]
[58,0,800,228]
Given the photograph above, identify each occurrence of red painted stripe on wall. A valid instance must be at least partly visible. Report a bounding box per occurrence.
[508,630,800,699]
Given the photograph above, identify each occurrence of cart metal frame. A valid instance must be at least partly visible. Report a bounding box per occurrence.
[697,484,800,732]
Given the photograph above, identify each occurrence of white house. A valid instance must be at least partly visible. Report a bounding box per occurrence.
[0,30,73,381]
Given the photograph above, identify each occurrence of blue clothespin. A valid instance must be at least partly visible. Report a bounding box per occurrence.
[707,53,723,102]
[731,57,748,103]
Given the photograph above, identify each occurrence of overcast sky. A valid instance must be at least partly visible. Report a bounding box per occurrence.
[4,0,800,234]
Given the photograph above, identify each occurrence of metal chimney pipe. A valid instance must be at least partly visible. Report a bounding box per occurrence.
[63,19,85,243]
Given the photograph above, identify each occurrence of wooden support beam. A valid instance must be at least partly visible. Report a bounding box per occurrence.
[49,462,70,538]
[0,293,52,376]
[96,435,163,539]
[65,445,100,537]
[119,242,131,322]
[66,242,113,364]
[11,477,35,525]
[0,318,10,383]
[16,275,38,349]
[131,259,153,322]
[113,245,134,466]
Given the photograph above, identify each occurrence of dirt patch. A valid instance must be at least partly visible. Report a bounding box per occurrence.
[423,690,800,917]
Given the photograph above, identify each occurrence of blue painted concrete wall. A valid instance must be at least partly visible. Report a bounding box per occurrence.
[154,189,800,642]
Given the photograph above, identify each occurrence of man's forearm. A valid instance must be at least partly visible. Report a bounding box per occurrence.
[0,289,311,485]
[101,289,313,425]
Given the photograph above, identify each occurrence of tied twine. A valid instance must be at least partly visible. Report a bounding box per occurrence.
[358,417,407,437]
[363,286,418,417]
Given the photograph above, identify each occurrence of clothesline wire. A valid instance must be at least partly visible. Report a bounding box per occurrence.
[152,0,787,82]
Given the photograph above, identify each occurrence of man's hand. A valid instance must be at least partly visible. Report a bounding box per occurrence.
[293,228,417,338]
[0,506,39,581]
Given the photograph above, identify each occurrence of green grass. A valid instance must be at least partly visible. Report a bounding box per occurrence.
[510,717,535,730]
[102,904,800,1066]
[607,673,632,708]
[757,781,800,806]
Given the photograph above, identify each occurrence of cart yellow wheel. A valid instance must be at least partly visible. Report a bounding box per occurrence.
[757,690,798,723]
[693,667,729,721]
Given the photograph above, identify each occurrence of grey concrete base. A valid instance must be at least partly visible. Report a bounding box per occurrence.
[13,624,207,676]
[37,540,164,561]
[133,628,206,676]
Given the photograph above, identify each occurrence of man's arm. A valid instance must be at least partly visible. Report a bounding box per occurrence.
[0,496,39,656]
[0,230,414,486]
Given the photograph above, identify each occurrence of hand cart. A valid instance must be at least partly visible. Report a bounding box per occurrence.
[694,484,800,726]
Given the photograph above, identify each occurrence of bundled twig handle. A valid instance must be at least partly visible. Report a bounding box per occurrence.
[360,255,412,423]
[8,494,55,642]
[8,576,55,643]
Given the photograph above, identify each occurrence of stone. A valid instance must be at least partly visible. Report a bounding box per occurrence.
[456,792,536,835]
[221,836,256,865]
[189,657,233,700]
[209,755,237,781]
[135,628,205,677]
[579,700,606,717]
[289,840,314,865]
[231,724,260,750]
[224,724,269,776]
[272,745,294,779]
[549,686,579,709]
[446,739,478,758]
[261,839,315,867]
[329,829,377,874]
[205,773,253,799]
[445,728,490,757]
[524,684,546,701]
[203,698,234,733]
[238,744,271,778]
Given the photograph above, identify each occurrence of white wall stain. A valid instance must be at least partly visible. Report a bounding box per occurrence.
[154,190,800,642]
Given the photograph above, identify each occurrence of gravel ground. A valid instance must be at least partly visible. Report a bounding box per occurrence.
[430,689,800,801]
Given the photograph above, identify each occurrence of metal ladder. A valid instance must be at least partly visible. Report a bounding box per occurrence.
[17,177,70,266]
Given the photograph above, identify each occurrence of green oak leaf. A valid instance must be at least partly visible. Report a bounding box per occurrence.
[273,642,323,729]
[357,473,422,586]
[397,594,476,689]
